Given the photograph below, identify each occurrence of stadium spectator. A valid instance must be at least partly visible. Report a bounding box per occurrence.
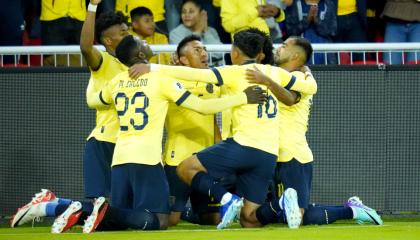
[0,0,25,64]
[169,0,223,64]
[246,34,383,227]
[130,7,170,64]
[169,0,222,45]
[164,35,222,226]
[115,0,168,35]
[284,0,337,64]
[220,0,285,41]
[382,0,420,64]
[333,0,367,62]
[40,0,87,66]
[165,0,183,32]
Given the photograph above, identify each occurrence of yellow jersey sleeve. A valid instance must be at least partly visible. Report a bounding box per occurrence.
[153,65,221,85]
[269,66,317,95]
[86,51,126,143]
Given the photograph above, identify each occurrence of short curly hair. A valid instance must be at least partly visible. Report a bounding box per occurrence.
[95,11,128,44]
[244,28,274,65]
[233,30,265,59]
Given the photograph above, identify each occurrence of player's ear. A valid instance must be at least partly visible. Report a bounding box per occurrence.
[179,55,189,66]
[256,52,265,63]
[138,51,146,59]
[102,36,112,47]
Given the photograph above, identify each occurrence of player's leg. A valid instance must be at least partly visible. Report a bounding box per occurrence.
[164,165,191,226]
[177,139,242,228]
[10,189,73,227]
[83,197,161,233]
[83,138,114,199]
[190,189,220,225]
[131,163,171,230]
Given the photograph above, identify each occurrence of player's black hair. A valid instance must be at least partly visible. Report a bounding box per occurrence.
[176,34,202,57]
[130,6,153,21]
[244,28,274,65]
[95,11,128,44]
[233,30,265,59]
[288,36,313,63]
[182,0,203,11]
[115,35,138,67]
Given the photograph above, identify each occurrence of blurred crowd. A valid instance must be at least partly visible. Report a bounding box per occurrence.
[0,0,419,65]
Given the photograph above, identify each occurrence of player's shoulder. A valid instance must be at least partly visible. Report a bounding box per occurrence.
[291,71,305,78]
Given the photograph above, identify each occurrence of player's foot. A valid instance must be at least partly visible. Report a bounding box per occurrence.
[279,188,302,229]
[83,197,109,233]
[346,196,383,225]
[217,195,243,229]
[10,189,57,227]
[51,201,82,233]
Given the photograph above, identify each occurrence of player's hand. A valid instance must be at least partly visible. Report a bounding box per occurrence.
[129,63,150,79]
[300,65,312,73]
[245,66,272,87]
[244,85,267,104]
[90,0,102,5]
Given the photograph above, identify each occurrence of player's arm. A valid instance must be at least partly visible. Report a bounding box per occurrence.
[178,86,265,114]
[80,0,103,71]
[129,64,224,85]
[272,66,318,95]
[87,80,114,109]
[246,66,299,106]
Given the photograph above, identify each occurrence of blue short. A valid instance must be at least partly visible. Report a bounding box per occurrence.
[83,138,114,198]
[196,138,277,204]
[164,165,190,212]
[273,159,313,209]
[111,163,170,214]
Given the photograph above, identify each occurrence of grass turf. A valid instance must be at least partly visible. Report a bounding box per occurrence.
[1,218,419,240]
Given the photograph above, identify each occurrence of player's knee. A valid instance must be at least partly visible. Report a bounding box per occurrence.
[156,214,169,230]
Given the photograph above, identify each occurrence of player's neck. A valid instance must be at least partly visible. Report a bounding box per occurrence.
[280,62,301,72]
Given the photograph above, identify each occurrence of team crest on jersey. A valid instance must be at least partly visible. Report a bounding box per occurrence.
[206,83,214,93]
[174,81,184,91]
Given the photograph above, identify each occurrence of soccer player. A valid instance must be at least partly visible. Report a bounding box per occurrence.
[246,36,384,226]
[84,34,267,231]
[10,0,130,229]
[164,35,222,226]
[139,30,318,229]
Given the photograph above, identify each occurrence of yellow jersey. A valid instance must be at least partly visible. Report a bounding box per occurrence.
[337,0,357,16]
[97,71,249,166]
[40,0,86,21]
[152,63,317,155]
[278,71,315,163]
[115,0,165,22]
[86,51,126,143]
[164,81,220,166]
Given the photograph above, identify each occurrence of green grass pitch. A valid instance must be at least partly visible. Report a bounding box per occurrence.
[1,218,419,240]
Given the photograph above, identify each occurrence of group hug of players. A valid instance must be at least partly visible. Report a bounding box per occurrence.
[10,1,383,234]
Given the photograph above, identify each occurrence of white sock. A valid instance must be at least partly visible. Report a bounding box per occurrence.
[220,193,233,205]
[37,202,48,217]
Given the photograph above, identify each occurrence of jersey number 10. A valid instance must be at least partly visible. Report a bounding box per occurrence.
[115,92,149,131]
[257,95,277,118]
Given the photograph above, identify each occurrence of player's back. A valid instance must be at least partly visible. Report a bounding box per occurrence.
[217,63,282,155]
[106,71,181,166]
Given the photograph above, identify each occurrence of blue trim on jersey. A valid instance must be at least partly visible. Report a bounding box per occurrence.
[99,91,111,105]
[285,75,296,90]
[211,68,223,86]
[175,91,191,106]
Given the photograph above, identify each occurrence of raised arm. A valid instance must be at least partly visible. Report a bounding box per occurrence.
[80,0,103,70]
